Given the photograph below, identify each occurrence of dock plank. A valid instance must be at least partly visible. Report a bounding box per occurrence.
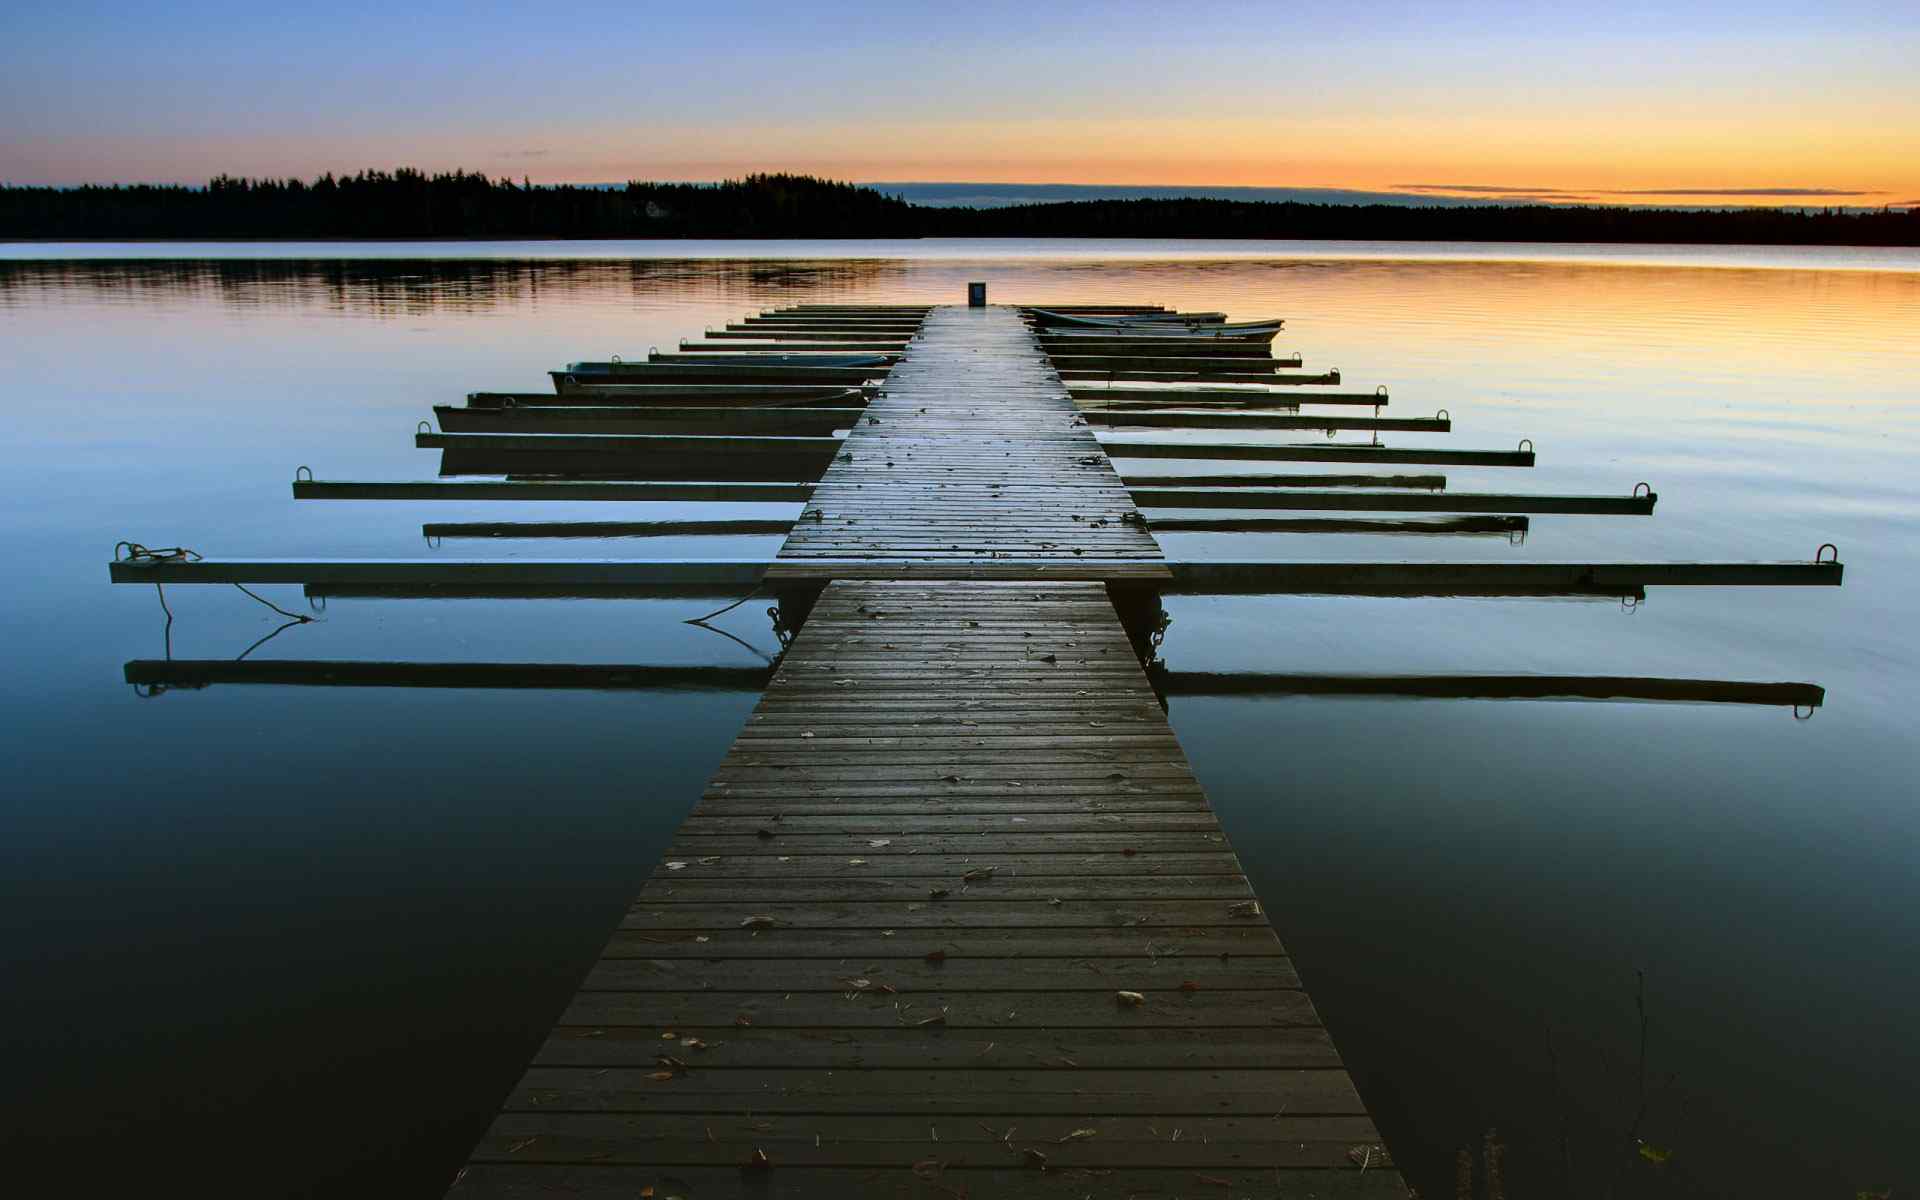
[448,578,1394,1196]
[774,305,1163,571]
[446,306,1395,1196]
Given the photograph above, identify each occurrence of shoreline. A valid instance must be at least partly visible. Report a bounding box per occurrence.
[5,236,1919,274]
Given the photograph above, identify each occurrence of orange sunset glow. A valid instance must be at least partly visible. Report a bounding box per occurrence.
[5,2,1916,208]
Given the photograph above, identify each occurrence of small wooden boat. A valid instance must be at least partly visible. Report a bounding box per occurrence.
[1028,309,1282,338]
[553,362,885,391]
[469,386,867,409]
[1040,326,1280,345]
[1030,308,1222,326]
[647,352,897,368]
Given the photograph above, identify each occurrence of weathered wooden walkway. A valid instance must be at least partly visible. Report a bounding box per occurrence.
[451,582,1394,1199]
[775,305,1166,575]
[446,308,1402,1197]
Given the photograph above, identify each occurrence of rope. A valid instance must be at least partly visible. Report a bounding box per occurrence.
[685,583,766,625]
[116,541,202,563]
[232,583,313,624]
[234,618,309,662]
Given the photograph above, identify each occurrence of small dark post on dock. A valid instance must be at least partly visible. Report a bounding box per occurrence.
[967,281,986,306]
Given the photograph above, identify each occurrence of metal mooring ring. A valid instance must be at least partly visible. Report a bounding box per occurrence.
[417,420,432,435]
[1436,409,1450,422]
[1793,704,1815,721]
[295,465,313,482]
[1634,482,1651,498]
[1518,438,1535,454]
[1816,543,1839,564]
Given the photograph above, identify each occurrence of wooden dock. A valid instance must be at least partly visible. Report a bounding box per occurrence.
[446,306,1399,1197]
[450,581,1395,1199]
[108,298,1847,1198]
[775,305,1165,572]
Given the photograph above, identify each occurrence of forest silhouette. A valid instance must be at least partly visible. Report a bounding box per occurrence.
[4,169,1916,245]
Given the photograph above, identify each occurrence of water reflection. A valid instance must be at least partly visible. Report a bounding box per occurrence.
[0,256,914,315]
[2,248,1915,1198]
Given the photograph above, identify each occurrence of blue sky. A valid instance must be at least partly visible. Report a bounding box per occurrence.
[4,1,1917,204]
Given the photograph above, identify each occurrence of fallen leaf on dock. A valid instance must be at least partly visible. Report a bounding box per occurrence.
[929,887,951,899]
[925,950,947,963]
[913,1008,948,1026]
[1116,990,1146,1006]
[868,839,892,847]
[1195,1173,1232,1187]
[1022,1148,1048,1167]
[1180,981,1201,992]
[665,861,688,871]
[1227,901,1261,917]
[746,1148,771,1171]
[647,1071,675,1082]
[1058,1129,1098,1143]
[740,915,778,929]
[962,866,995,882]
[734,1015,752,1027]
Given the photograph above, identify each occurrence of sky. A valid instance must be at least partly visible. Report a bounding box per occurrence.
[3,0,1918,207]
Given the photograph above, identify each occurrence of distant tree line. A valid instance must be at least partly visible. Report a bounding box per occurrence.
[3,169,1916,245]
[937,195,1920,245]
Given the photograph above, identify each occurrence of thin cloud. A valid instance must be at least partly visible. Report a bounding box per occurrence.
[1396,183,1575,194]
[497,149,551,160]
[1604,187,1872,196]
[1397,182,1877,198]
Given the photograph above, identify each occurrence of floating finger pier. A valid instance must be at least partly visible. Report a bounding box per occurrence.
[107,295,1845,1198]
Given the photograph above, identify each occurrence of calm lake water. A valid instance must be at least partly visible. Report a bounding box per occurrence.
[2,241,1916,1198]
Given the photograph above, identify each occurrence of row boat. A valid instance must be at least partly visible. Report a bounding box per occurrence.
[1028,308,1284,338]
[1041,326,1280,344]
